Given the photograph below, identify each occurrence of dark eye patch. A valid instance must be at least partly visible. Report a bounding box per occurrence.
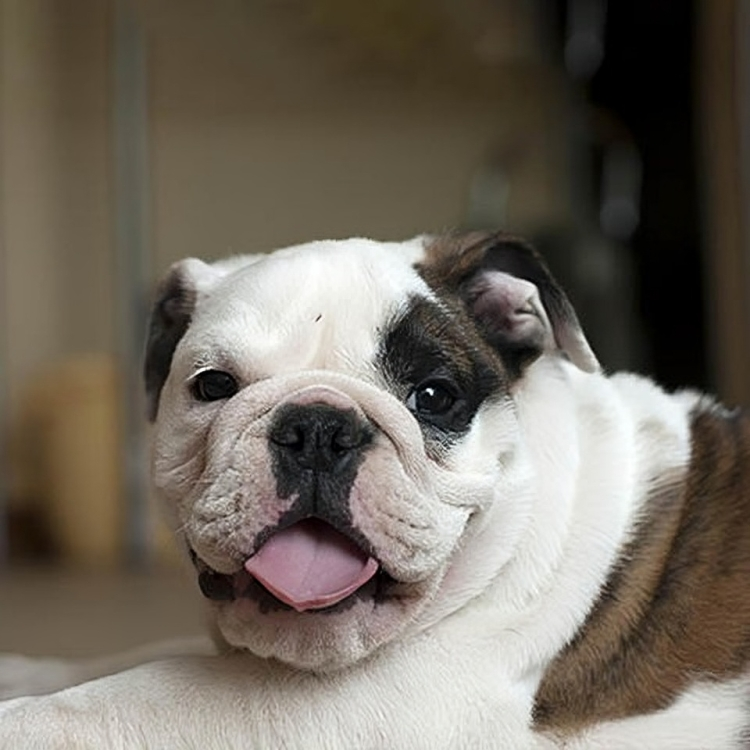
[376,296,505,438]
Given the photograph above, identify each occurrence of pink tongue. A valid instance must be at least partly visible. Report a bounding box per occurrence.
[244,519,379,612]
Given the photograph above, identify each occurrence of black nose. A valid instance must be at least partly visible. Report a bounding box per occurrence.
[269,404,372,474]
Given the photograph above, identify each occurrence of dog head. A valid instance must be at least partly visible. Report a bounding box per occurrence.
[144,232,598,671]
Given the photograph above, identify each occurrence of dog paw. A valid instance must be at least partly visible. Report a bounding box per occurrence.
[0,654,77,700]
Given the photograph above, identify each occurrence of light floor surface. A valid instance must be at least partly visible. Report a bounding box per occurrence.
[0,565,205,658]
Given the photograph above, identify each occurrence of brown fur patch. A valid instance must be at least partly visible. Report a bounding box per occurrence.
[418,230,530,290]
[533,403,750,735]
[382,294,506,384]
[376,295,507,453]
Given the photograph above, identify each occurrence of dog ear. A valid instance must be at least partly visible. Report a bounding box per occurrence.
[143,258,222,422]
[144,254,268,421]
[420,231,599,374]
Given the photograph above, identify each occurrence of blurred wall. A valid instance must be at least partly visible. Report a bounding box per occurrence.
[2,0,113,423]
[144,0,569,268]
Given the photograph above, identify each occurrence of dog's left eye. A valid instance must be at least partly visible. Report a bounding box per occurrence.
[191,370,239,402]
[406,380,457,418]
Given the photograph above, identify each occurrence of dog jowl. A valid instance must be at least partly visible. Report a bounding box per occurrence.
[143,231,750,742]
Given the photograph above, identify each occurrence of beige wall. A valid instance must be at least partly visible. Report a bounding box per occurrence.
[2,0,113,417]
[151,108,555,268]
[144,0,568,270]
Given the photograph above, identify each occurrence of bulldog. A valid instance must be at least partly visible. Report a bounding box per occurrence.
[1,231,749,749]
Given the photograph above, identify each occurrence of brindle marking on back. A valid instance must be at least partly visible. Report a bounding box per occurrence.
[534,403,750,735]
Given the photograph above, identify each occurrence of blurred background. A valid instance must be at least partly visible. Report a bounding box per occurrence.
[0,0,748,657]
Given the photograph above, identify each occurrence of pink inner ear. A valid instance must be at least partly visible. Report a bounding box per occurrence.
[469,271,553,347]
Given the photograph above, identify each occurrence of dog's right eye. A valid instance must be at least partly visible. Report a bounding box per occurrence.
[406,380,458,419]
[191,370,239,402]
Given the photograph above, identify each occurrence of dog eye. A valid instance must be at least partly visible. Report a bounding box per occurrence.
[191,370,239,402]
[406,381,457,417]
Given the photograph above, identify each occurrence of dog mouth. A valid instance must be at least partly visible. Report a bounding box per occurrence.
[191,518,392,614]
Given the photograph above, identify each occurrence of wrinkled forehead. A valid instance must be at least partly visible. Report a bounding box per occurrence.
[180,238,432,377]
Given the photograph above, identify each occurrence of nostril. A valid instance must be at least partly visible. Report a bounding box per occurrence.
[331,424,365,452]
[270,423,305,450]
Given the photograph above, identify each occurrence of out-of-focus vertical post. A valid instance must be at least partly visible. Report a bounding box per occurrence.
[698,0,750,406]
[740,0,750,348]
[0,0,9,566]
[114,0,152,566]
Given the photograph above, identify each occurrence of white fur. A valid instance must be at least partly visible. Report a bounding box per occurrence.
[0,237,740,748]
[566,679,750,749]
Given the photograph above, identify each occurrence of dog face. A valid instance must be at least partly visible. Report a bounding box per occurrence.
[145,233,598,671]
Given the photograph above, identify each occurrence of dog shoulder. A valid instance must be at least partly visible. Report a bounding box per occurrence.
[533,377,750,744]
